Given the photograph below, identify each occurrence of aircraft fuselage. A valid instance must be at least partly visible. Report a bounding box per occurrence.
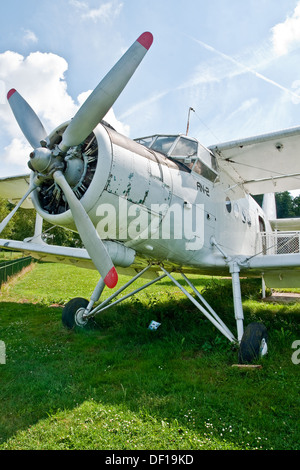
[31,122,271,272]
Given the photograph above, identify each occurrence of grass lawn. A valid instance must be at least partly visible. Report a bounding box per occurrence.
[0,261,299,450]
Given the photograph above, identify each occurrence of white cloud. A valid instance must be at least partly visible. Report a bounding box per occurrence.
[77,90,130,135]
[22,29,38,45]
[0,79,5,105]
[83,3,123,22]
[272,2,300,56]
[0,50,129,175]
[291,79,300,104]
[0,51,77,133]
[0,50,77,174]
[69,0,88,9]
[69,0,123,22]
[0,51,24,79]
[103,108,130,135]
[189,37,300,105]
[4,138,31,167]
[119,90,169,122]
[227,98,259,121]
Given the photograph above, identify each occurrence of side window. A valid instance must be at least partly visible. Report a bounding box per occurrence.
[211,154,218,172]
[226,197,232,213]
[192,160,218,182]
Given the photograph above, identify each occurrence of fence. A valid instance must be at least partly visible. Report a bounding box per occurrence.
[0,256,33,287]
[257,231,300,256]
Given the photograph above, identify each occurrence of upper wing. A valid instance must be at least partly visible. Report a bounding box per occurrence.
[209,126,300,195]
[0,174,33,208]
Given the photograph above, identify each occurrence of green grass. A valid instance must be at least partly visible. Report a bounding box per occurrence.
[0,262,299,450]
[0,251,23,261]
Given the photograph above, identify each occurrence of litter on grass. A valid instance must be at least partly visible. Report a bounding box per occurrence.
[148,320,161,331]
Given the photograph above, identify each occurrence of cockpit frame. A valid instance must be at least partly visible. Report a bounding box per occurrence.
[134,134,218,182]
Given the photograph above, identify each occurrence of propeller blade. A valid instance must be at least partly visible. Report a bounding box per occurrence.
[53,170,118,288]
[7,89,48,149]
[0,182,37,234]
[59,32,153,152]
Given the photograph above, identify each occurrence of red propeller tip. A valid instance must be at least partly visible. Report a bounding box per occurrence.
[137,32,153,50]
[7,89,17,100]
[104,266,118,289]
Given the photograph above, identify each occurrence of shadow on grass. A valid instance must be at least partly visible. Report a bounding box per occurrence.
[0,296,237,445]
[1,291,300,450]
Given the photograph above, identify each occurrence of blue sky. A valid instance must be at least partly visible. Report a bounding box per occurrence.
[1,0,300,177]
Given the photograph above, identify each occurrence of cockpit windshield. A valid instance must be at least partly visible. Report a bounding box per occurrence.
[138,135,178,154]
[134,134,218,182]
[170,137,198,158]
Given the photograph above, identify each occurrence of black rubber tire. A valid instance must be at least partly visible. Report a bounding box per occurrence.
[238,322,268,364]
[62,297,89,329]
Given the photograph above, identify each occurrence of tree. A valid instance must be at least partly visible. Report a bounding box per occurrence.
[293,195,300,217]
[253,192,299,218]
[275,192,296,218]
[0,199,81,247]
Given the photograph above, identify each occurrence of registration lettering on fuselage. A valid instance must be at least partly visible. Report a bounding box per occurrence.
[196,181,210,197]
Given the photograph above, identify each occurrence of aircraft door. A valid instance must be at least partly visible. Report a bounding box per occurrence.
[259,216,267,255]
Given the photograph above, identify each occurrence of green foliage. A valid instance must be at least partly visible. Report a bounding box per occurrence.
[0,198,81,247]
[254,191,300,218]
[0,264,300,450]
[276,192,297,218]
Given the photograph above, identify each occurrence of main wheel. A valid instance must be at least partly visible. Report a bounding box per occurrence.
[62,297,89,329]
[238,322,268,364]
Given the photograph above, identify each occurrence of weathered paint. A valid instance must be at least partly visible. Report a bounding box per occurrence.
[31,122,273,273]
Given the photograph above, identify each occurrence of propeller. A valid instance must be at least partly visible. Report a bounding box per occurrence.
[4,32,153,288]
[53,170,118,288]
[7,89,48,149]
[58,31,153,152]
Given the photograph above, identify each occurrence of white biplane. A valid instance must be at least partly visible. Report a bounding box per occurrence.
[1,32,300,363]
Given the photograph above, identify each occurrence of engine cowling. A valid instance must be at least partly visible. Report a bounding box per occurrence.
[31,121,173,244]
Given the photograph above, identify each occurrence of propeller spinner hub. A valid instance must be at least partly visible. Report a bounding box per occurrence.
[29,147,53,173]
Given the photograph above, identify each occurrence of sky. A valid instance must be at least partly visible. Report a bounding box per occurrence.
[1,0,300,178]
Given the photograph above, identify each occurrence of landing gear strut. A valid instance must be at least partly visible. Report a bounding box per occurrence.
[62,265,237,345]
[62,262,268,364]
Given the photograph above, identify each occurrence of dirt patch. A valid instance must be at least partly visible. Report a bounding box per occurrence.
[263,292,300,303]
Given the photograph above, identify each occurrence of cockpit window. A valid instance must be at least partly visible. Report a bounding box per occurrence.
[150,136,177,154]
[137,136,156,148]
[170,137,198,158]
[134,134,218,182]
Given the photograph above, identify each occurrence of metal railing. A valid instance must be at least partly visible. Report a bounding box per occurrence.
[0,256,33,286]
[257,231,300,256]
